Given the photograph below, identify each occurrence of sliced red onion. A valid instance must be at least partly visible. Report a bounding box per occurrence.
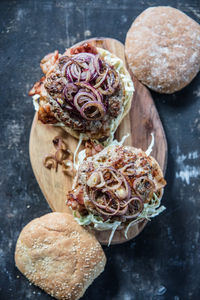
[85,70,91,82]
[64,53,100,83]
[80,101,105,120]
[76,82,102,102]
[66,68,74,82]
[97,68,119,95]
[73,90,96,111]
[90,191,120,216]
[116,173,131,200]
[63,83,78,102]
[61,59,73,76]
[59,51,121,122]
[101,168,123,190]
[115,204,128,216]
[120,163,136,176]
[99,167,131,200]
[70,63,81,81]
[74,52,96,63]
[109,68,119,89]
[133,176,156,198]
[93,54,101,75]
[95,171,106,188]
[56,98,64,107]
[93,68,109,89]
[98,85,115,95]
[125,197,144,219]
[64,104,73,110]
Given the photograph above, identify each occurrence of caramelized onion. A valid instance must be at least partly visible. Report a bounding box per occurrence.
[43,155,57,170]
[101,167,123,190]
[73,90,96,111]
[93,68,109,89]
[80,101,105,120]
[54,149,69,163]
[98,68,119,95]
[44,136,73,175]
[52,136,67,150]
[62,159,74,176]
[133,176,156,200]
[75,82,102,102]
[63,83,78,102]
[87,171,101,188]
[90,191,121,216]
[120,163,136,176]
[125,197,144,219]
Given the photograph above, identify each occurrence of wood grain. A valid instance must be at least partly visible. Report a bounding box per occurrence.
[29,38,167,245]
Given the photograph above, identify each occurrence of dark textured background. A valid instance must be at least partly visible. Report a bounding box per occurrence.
[0,0,200,299]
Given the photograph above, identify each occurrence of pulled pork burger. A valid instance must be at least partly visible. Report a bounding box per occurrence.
[66,141,166,245]
[29,42,134,143]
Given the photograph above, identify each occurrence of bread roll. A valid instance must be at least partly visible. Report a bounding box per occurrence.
[125,6,200,93]
[15,212,106,300]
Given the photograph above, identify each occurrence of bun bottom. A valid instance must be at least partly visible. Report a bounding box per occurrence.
[15,212,106,300]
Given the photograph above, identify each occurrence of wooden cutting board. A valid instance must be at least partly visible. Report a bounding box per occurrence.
[29,38,168,245]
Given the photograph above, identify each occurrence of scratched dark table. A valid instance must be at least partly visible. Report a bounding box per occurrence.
[0,0,200,299]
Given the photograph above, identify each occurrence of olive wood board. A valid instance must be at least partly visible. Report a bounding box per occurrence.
[29,38,168,245]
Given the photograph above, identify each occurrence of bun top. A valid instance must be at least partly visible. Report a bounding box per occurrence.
[125,6,200,93]
[15,212,106,300]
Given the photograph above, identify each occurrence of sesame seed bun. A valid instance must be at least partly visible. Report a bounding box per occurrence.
[15,212,106,300]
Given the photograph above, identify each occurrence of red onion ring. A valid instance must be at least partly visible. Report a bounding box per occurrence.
[61,59,73,76]
[64,53,100,83]
[99,167,131,199]
[73,90,96,111]
[76,82,102,102]
[120,163,136,176]
[98,68,119,95]
[90,191,121,216]
[80,101,105,120]
[93,68,109,89]
[125,197,144,219]
[63,83,78,102]
[133,176,156,199]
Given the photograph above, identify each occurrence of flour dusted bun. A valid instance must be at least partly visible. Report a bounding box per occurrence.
[15,212,106,300]
[125,6,200,93]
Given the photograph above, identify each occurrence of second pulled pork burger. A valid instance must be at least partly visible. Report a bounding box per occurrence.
[66,141,167,245]
[29,42,134,143]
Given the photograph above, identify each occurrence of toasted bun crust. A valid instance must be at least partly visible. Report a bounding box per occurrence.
[15,212,106,300]
[125,6,200,93]
[80,145,165,190]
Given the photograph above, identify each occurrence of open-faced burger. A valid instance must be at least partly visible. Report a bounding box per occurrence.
[29,42,134,143]
[66,141,167,245]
